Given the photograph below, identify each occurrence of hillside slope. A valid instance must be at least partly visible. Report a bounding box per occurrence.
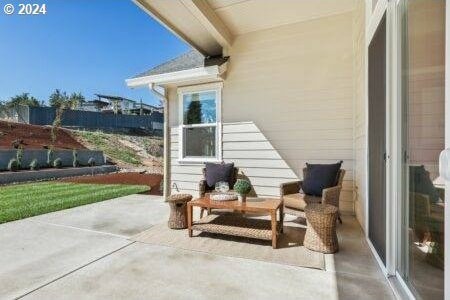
[0,121,85,150]
[71,130,163,173]
[0,121,163,174]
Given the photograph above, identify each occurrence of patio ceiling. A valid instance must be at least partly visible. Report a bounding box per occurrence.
[207,0,358,35]
[134,0,357,56]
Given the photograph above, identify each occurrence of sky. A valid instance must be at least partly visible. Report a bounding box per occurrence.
[0,0,190,106]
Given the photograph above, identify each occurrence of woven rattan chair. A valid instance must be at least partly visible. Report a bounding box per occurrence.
[280,168,345,223]
[199,166,239,217]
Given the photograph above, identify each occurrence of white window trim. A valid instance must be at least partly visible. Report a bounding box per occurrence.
[177,82,223,164]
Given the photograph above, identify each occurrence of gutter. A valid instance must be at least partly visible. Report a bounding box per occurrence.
[126,65,225,88]
[150,83,170,200]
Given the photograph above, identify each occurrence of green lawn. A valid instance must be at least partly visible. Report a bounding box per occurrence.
[0,182,150,224]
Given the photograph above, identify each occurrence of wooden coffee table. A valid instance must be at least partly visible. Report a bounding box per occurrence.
[187,196,283,248]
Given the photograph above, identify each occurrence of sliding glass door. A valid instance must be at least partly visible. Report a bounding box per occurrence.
[369,13,387,265]
[399,0,446,298]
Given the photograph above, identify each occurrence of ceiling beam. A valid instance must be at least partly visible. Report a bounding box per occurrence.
[180,0,234,49]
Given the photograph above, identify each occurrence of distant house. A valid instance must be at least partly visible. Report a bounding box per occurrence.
[79,98,110,112]
[79,94,163,115]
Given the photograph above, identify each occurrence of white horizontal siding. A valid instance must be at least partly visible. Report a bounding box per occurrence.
[223,140,354,150]
[167,12,358,214]
[223,141,273,150]
[170,120,355,205]
[223,150,282,160]
[223,130,353,142]
[353,1,365,226]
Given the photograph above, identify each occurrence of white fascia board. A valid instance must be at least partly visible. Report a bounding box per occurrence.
[126,65,225,88]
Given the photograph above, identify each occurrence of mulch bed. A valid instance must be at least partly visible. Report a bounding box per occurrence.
[61,172,163,195]
[0,121,85,150]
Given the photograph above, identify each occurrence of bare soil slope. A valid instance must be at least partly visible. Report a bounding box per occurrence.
[0,121,85,150]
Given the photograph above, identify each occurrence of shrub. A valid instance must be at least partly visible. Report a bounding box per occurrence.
[11,139,24,149]
[147,141,164,157]
[8,158,19,172]
[53,158,62,168]
[30,159,39,171]
[72,150,79,167]
[234,179,252,195]
[47,149,54,166]
[87,157,96,167]
[16,147,24,169]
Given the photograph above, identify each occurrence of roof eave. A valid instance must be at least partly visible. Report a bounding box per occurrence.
[133,0,222,56]
[126,64,227,88]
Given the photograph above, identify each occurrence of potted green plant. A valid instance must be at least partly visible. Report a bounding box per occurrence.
[234,179,252,202]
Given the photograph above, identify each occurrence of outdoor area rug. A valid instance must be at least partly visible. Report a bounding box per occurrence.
[131,216,324,270]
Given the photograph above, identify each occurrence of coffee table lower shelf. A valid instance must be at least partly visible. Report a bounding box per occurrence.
[191,213,281,244]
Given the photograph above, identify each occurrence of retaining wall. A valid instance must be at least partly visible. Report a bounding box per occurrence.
[0,165,118,185]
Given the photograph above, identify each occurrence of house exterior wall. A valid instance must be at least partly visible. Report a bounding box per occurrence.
[353,0,367,228]
[168,11,362,215]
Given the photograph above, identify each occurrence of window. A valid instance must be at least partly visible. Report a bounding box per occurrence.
[178,83,221,162]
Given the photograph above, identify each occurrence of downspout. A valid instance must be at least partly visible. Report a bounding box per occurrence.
[150,83,170,200]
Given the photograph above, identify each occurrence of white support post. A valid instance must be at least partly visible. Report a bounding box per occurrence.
[149,84,170,200]
[445,2,450,298]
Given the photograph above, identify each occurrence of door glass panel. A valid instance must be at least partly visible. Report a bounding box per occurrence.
[400,1,445,299]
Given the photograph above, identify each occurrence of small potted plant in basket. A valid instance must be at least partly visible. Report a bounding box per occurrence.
[234,179,252,202]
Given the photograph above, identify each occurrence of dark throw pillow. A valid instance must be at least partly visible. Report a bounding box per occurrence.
[409,165,440,203]
[302,161,342,197]
[205,162,235,189]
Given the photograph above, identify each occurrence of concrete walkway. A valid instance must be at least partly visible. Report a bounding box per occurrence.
[0,195,395,300]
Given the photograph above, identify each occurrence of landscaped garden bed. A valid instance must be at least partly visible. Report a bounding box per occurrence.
[61,172,163,195]
[0,148,106,171]
[0,181,150,223]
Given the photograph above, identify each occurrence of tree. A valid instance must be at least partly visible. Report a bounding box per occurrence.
[0,100,7,116]
[50,104,64,146]
[49,89,68,108]
[7,93,40,108]
[68,92,85,110]
[185,95,202,124]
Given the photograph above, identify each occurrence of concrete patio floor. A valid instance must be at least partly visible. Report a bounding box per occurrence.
[0,195,395,300]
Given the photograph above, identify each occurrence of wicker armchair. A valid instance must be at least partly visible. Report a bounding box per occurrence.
[280,168,345,223]
[199,166,239,217]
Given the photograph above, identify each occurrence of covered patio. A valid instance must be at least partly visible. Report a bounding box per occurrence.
[0,195,393,299]
[125,0,447,298]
